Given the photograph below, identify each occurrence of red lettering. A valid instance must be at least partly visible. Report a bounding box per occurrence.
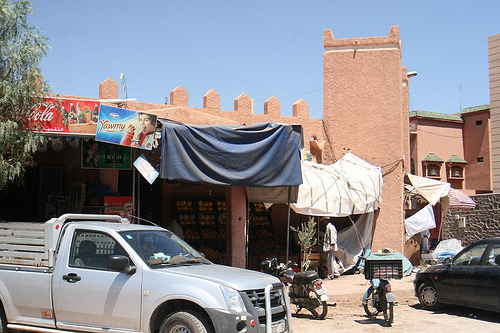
[99,120,126,132]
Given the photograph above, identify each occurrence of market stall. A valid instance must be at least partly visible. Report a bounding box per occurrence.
[158,120,303,266]
[278,152,384,273]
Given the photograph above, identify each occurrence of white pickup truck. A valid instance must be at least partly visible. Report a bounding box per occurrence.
[0,214,292,333]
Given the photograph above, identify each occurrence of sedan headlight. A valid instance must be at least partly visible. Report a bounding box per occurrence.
[220,286,246,313]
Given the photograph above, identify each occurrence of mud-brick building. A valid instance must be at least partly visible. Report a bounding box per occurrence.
[98,26,410,256]
[2,27,413,268]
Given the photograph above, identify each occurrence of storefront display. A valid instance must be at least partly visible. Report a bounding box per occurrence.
[248,203,285,270]
[176,198,227,264]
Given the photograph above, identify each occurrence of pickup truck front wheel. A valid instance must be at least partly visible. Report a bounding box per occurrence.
[160,311,209,333]
[0,305,7,333]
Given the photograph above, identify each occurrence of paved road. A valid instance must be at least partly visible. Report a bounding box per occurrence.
[290,273,500,333]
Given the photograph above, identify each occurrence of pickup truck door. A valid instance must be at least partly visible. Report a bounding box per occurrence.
[53,229,142,332]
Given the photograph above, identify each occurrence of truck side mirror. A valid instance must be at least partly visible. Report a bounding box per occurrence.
[107,255,136,274]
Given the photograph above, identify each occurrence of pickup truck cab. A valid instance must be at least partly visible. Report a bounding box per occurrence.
[0,214,292,333]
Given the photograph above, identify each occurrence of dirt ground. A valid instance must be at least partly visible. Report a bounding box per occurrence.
[290,273,500,333]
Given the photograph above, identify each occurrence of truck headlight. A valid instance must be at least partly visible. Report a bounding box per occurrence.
[220,286,245,313]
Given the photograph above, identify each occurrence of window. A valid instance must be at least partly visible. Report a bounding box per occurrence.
[410,159,415,175]
[477,157,484,163]
[476,120,483,126]
[427,164,440,177]
[454,243,488,266]
[450,166,463,178]
[486,243,500,266]
[70,230,129,269]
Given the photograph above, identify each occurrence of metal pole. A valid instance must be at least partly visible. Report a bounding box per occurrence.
[132,162,136,223]
[137,169,141,219]
[286,186,291,263]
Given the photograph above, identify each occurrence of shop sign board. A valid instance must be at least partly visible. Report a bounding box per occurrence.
[30,98,100,133]
[103,196,134,219]
[96,105,157,150]
[82,139,132,170]
[133,154,159,184]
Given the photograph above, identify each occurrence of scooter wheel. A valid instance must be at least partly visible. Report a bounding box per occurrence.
[383,302,394,326]
[363,287,379,318]
[309,300,328,319]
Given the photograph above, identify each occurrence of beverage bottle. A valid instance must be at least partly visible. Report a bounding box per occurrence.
[91,104,99,122]
[61,105,68,123]
[69,103,77,124]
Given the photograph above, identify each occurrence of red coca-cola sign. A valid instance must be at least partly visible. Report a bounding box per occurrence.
[30,98,101,133]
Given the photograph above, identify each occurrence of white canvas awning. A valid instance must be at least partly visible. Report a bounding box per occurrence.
[291,152,383,217]
[406,174,451,206]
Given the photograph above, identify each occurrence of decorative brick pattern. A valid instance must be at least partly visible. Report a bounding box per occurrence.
[442,194,500,247]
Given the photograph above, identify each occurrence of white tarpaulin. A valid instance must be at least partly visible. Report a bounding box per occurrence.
[291,152,383,217]
[404,204,436,241]
[406,174,451,206]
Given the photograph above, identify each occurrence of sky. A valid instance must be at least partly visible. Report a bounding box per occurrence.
[29,1,500,119]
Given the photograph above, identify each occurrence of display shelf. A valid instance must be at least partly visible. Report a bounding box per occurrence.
[175,198,227,258]
[175,198,196,213]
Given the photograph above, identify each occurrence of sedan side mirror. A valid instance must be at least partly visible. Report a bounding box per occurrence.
[443,257,452,265]
[107,255,136,274]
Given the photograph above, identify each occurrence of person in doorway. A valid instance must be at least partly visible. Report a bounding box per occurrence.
[322,217,340,279]
[421,229,430,253]
[167,215,184,240]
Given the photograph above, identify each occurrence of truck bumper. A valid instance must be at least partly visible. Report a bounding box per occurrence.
[206,308,290,333]
[207,283,292,333]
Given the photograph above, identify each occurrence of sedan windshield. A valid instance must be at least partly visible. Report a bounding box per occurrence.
[119,230,210,267]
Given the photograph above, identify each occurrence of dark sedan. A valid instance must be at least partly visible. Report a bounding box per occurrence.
[414,237,500,313]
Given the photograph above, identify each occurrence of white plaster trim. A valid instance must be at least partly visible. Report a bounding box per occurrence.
[325,43,399,52]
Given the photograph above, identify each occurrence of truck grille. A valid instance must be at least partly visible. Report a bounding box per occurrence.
[242,284,290,329]
[244,287,283,309]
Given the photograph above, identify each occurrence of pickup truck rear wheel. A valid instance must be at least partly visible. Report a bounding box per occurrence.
[160,311,209,333]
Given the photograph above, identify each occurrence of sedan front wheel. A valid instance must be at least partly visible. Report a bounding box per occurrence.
[418,281,441,311]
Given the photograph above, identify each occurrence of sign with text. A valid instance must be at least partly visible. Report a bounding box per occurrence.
[82,139,132,170]
[30,98,100,133]
[133,154,159,184]
[96,105,157,150]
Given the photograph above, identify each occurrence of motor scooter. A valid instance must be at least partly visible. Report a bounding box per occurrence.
[261,258,329,319]
[361,257,403,326]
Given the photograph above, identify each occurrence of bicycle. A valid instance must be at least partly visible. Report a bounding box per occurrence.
[361,256,403,326]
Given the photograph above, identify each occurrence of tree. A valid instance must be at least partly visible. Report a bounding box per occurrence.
[290,217,317,271]
[0,0,50,189]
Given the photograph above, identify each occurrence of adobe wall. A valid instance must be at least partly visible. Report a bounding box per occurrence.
[488,34,500,192]
[322,27,407,252]
[462,111,492,191]
[101,84,327,163]
[442,193,500,247]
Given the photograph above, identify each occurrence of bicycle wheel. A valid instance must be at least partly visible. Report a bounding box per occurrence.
[362,286,379,317]
[382,301,394,326]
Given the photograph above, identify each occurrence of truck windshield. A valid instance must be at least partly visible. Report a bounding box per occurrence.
[118,230,210,268]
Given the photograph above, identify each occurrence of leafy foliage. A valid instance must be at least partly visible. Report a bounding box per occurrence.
[290,217,317,271]
[0,0,50,189]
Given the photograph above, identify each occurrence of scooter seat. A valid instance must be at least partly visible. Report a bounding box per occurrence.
[294,271,319,284]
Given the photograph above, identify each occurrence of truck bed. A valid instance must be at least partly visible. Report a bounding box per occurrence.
[0,222,48,267]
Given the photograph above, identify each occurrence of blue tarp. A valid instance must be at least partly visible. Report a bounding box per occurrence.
[159,121,303,187]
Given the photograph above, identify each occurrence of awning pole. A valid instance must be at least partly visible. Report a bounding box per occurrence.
[132,165,136,223]
[286,186,291,263]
